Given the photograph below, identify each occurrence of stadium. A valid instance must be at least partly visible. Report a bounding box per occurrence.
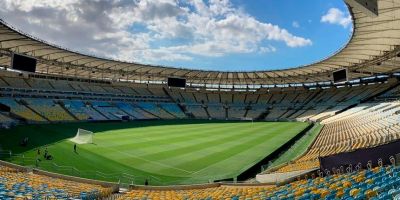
[0,0,400,199]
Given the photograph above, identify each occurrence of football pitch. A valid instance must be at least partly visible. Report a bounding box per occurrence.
[0,120,309,185]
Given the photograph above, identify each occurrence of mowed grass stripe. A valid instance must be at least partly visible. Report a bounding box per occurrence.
[93,123,252,158]
[96,123,223,143]
[168,123,308,173]
[141,123,279,162]
[191,123,310,177]
[88,139,194,175]
[91,123,268,174]
[96,123,242,150]
[124,122,279,159]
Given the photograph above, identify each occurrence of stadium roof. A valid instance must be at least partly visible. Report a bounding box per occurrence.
[0,0,400,86]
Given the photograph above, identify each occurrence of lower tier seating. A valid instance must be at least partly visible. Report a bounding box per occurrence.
[119,164,400,200]
[0,165,113,199]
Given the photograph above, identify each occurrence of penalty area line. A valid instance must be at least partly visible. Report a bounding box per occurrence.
[93,139,194,175]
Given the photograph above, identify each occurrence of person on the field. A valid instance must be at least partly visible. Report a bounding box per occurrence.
[44,147,48,158]
[74,144,77,153]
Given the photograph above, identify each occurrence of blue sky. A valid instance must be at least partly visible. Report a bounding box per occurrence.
[0,0,352,71]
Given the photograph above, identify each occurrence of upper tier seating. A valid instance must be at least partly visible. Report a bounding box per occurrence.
[207,93,220,103]
[180,92,197,103]
[207,105,226,119]
[63,100,107,121]
[48,80,75,91]
[245,94,259,104]
[137,102,175,119]
[0,77,9,87]
[159,103,186,118]
[233,94,246,104]
[246,105,267,119]
[116,102,157,119]
[115,102,155,119]
[193,93,208,103]
[1,77,30,89]
[25,78,53,90]
[228,105,247,119]
[220,93,233,104]
[0,98,46,122]
[91,101,125,120]
[186,105,208,119]
[24,99,75,122]
[114,86,137,95]
[134,88,153,96]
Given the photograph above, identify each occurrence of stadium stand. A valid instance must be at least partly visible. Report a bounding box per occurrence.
[0,113,15,127]
[228,105,247,119]
[23,99,75,122]
[207,93,221,104]
[275,95,400,173]
[0,163,114,199]
[90,101,125,120]
[115,102,149,120]
[63,100,107,121]
[1,77,30,89]
[137,102,175,119]
[0,98,46,122]
[159,103,186,118]
[186,104,209,119]
[246,104,267,119]
[1,0,400,196]
[207,105,226,119]
[119,162,400,200]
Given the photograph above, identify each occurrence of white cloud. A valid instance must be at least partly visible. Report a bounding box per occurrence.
[292,21,300,28]
[0,0,313,64]
[259,46,277,54]
[321,8,352,28]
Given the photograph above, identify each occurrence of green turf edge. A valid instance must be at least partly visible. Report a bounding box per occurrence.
[264,123,323,170]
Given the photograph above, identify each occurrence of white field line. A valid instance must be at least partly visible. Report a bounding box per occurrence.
[94,138,194,174]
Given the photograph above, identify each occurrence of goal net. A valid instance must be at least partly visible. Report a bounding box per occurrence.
[70,128,93,144]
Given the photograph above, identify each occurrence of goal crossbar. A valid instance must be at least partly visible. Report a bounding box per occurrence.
[69,128,93,144]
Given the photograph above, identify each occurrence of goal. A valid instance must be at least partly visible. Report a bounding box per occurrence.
[69,128,93,144]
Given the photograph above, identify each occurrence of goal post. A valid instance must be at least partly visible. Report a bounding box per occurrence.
[69,128,93,144]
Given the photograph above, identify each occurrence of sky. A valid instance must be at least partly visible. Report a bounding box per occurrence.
[0,0,353,71]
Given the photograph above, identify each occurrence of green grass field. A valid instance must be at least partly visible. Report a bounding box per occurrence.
[266,123,323,170]
[0,120,309,185]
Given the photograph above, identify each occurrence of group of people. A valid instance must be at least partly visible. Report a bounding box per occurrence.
[37,147,52,160]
